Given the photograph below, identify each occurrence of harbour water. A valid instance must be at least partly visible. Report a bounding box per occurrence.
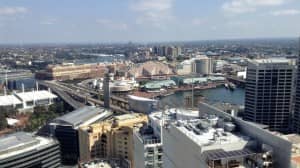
[160,86,245,108]
[75,54,125,64]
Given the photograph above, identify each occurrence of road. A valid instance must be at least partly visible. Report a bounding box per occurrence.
[38,80,130,114]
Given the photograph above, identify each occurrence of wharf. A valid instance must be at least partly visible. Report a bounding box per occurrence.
[132,83,223,99]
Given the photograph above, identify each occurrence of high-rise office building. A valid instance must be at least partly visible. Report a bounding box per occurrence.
[293,38,300,133]
[244,58,295,133]
[133,125,163,168]
[148,104,292,168]
[0,132,61,168]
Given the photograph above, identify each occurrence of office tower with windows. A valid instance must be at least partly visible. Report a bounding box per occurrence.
[0,132,61,168]
[244,58,295,133]
[293,38,300,133]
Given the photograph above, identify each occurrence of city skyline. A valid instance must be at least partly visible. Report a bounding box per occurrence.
[0,0,300,44]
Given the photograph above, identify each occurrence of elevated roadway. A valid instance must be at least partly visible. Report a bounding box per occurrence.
[38,80,130,114]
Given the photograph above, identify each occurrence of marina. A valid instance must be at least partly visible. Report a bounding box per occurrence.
[160,86,245,108]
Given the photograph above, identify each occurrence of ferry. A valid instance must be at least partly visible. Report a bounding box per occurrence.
[228,83,236,91]
[224,82,236,91]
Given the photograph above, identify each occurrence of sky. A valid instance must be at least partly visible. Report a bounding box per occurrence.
[0,0,300,44]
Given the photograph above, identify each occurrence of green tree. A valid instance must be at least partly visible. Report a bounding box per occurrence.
[0,113,8,130]
[25,105,58,132]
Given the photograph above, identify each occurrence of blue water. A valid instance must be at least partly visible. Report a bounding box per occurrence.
[75,55,125,64]
[160,86,245,108]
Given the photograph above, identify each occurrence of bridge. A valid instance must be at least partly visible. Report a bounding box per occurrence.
[56,82,129,109]
[226,76,245,87]
[38,80,130,114]
[38,80,84,109]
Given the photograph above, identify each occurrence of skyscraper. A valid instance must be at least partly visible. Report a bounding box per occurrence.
[244,58,295,133]
[293,38,300,133]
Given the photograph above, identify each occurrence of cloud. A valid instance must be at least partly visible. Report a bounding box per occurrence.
[96,19,128,30]
[0,7,28,16]
[222,0,287,14]
[192,18,207,26]
[270,9,300,16]
[130,0,174,28]
[40,19,57,25]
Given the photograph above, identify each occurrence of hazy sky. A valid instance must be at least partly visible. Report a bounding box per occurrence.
[0,0,300,43]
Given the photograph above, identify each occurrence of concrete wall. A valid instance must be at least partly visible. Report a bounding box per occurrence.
[128,98,157,114]
[163,124,208,168]
[133,132,146,168]
[198,102,292,168]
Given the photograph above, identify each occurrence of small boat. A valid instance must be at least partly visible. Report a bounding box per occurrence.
[224,83,229,89]
[228,83,236,91]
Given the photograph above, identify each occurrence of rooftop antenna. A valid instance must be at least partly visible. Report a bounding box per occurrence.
[161,105,168,144]
[36,81,39,91]
[22,83,25,93]
[32,88,35,106]
[4,86,7,96]
[192,74,194,110]
[5,69,8,87]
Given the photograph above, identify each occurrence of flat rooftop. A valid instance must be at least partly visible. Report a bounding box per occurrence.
[114,113,143,121]
[134,126,161,145]
[249,58,295,65]
[128,95,157,102]
[15,90,57,102]
[80,158,129,168]
[0,95,22,106]
[176,120,249,152]
[149,108,199,127]
[150,108,251,153]
[0,132,56,160]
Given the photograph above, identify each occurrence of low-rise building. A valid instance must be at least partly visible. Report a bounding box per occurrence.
[36,63,108,80]
[78,113,148,167]
[49,106,112,165]
[128,95,158,114]
[0,90,57,111]
[142,80,176,91]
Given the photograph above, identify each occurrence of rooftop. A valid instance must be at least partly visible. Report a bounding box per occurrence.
[0,132,56,159]
[134,125,161,145]
[15,90,57,102]
[128,95,157,102]
[250,58,295,65]
[114,113,142,121]
[143,80,176,89]
[0,95,22,106]
[53,106,111,128]
[149,108,199,127]
[80,158,130,168]
[150,108,251,153]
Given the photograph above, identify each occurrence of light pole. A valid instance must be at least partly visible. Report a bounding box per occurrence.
[192,75,194,109]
